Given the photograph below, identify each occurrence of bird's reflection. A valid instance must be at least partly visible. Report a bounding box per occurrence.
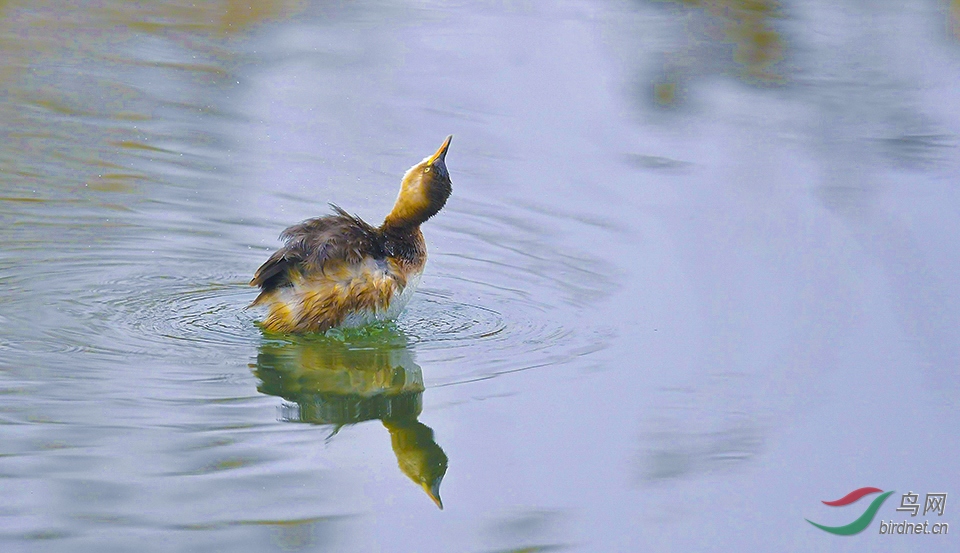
[253,326,448,508]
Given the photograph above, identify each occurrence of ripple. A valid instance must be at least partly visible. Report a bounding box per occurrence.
[0,192,613,388]
[388,198,616,387]
[398,290,507,347]
[86,274,260,354]
[114,278,254,344]
[400,288,581,367]
[1,271,266,365]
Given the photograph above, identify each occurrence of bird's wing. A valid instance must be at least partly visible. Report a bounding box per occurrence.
[250,206,380,297]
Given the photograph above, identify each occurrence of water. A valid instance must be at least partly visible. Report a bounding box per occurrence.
[1,1,958,551]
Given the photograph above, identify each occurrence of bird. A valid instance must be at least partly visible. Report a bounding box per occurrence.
[250,135,453,334]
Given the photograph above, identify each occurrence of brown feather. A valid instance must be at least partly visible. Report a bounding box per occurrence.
[250,205,381,302]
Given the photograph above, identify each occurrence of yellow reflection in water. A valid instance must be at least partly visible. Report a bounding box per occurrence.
[254,326,449,509]
[952,0,960,40]
[0,0,302,197]
[654,0,784,106]
[108,0,305,35]
[714,0,784,82]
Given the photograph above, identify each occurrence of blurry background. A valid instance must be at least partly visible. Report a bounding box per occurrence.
[0,0,958,551]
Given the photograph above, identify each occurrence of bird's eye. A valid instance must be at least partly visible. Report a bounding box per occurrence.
[423,167,432,173]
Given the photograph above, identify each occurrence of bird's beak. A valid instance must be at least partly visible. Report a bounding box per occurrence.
[427,135,453,166]
[422,480,443,510]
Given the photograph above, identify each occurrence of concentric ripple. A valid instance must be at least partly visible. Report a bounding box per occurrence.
[0,193,615,391]
[100,275,259,346]
[398,289,507,346]
[74,272,262,361]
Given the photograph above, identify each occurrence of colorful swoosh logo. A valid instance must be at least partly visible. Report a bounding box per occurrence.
[821,486,884,506]
[806,488,894,536]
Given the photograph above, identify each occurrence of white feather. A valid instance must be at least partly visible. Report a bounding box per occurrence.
[338,270,423,328]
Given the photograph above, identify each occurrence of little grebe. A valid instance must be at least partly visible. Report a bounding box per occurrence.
[251,136,453,333]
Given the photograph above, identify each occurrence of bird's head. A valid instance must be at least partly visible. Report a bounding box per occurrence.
[383,135,453,230]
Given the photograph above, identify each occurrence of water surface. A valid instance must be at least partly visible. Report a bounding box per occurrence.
[0,1,958,551]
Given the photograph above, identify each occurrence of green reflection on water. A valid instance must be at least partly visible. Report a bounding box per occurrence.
[254,325,448,509]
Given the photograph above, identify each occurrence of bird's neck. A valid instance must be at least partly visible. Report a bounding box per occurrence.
[378,224,425,262]
[382,199,436,230]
